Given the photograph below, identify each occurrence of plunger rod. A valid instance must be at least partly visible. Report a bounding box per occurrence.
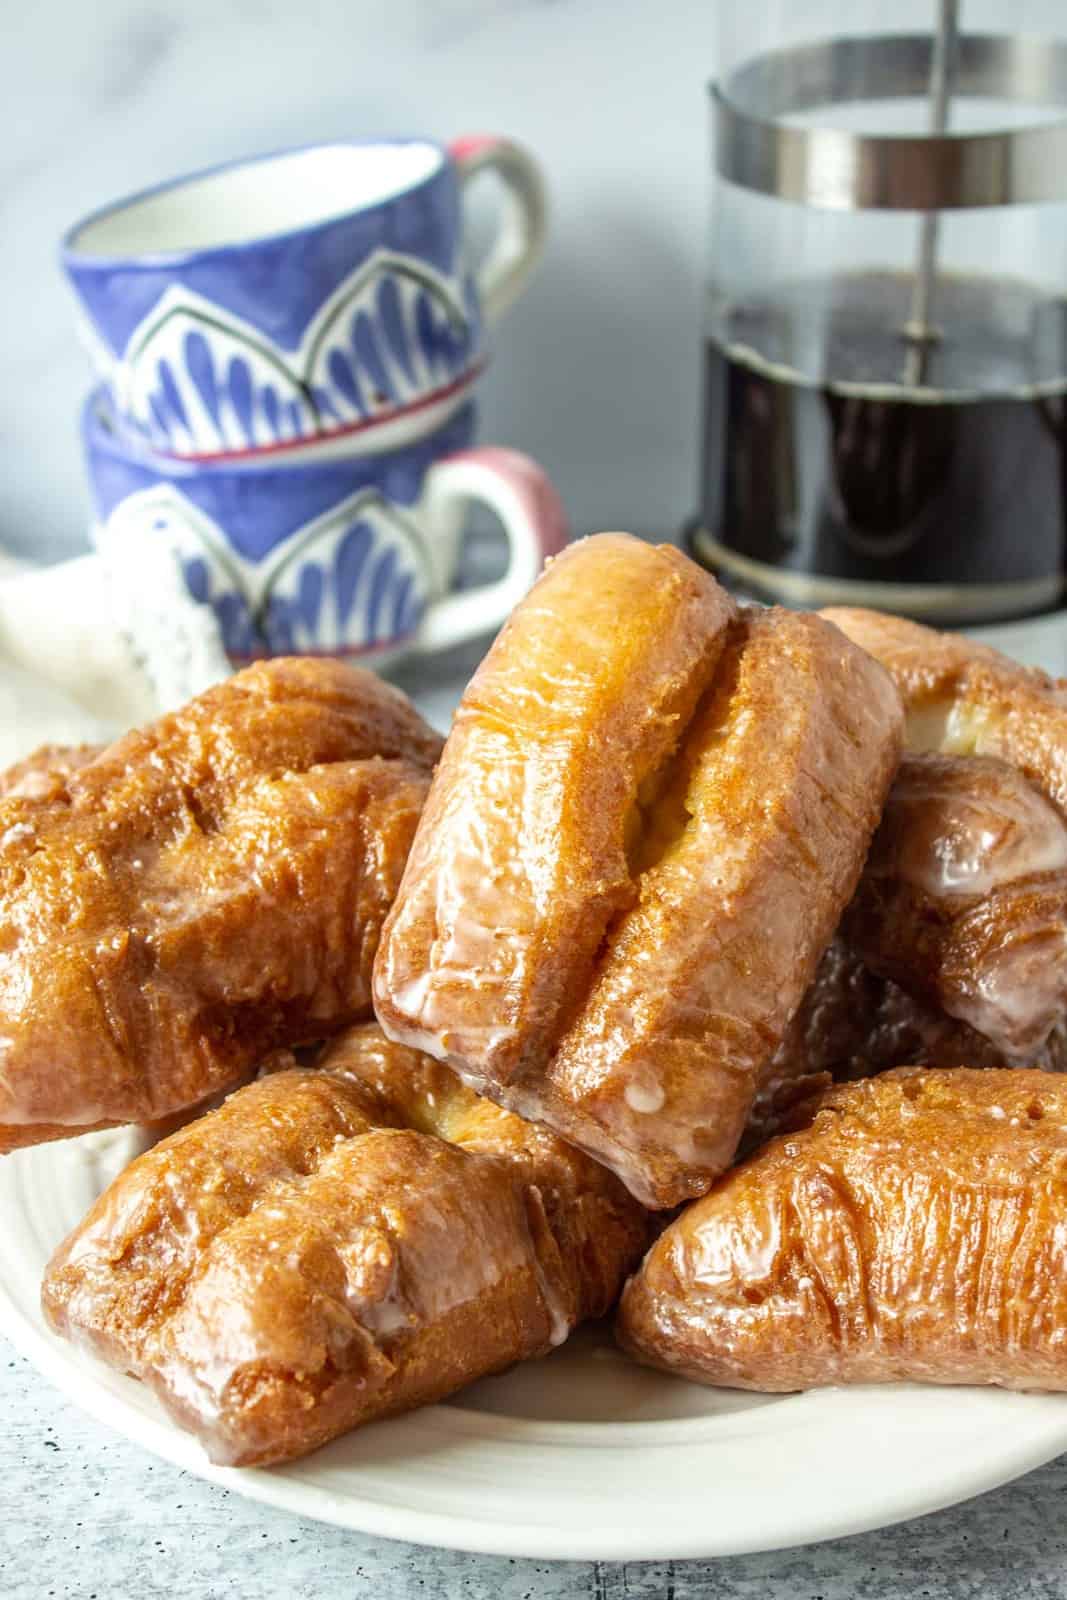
[904,0,960,384]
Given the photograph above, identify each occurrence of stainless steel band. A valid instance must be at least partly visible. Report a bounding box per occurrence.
[713,33,1067,211]
[686,525,1064,624]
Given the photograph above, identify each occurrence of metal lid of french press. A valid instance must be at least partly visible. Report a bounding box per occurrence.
[713,30,1067,212]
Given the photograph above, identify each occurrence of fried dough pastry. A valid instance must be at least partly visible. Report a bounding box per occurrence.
[0,660,441,1152]
[0,743,100,800]
[747,936,1067,1148]
[376,534,903,1208]
[845,753,1067,1059]
[769,935,1066,1083]
[821,607,1067,813]
[377,533,735,1085]
[822,605,1067,1058]
[619,1068,1067,1392]
[43,1024,649,1467]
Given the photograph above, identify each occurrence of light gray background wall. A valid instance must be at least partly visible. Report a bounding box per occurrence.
[6,0,1067,565]
[5,0,716,565]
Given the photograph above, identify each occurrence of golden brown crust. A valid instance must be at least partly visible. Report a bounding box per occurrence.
[618,1068,1067,1392]
[845,753,1067,1058]
[42,1024,649,1467]
[0,1070,272,1156]
[0,1117,122,1155]
[819,610,1067,1063]
[375,532,737,1085]
[377,542,903,1209]
[318,1026,648,1326]
[747,936,1067,1150]
[0,660,440,1147]
[818,608,1000,708]
[0,744,101,801]
[771,934,1063,1080]
[537,608,903,1206]
[821,607,1067,815]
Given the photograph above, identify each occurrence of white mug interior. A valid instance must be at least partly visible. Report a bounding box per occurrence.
[68,142,445,258]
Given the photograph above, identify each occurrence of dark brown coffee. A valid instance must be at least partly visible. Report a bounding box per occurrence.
[695,271,1067,622]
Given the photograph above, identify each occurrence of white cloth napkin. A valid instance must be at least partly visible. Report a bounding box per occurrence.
[93,524,233,714]
[0,529,231,741]
[0,657,114,768]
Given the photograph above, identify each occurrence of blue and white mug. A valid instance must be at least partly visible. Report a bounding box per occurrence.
[81,389,567,666]
[62,136,546,463]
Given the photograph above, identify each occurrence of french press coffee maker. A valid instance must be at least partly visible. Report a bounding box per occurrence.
[691,1,1067,624]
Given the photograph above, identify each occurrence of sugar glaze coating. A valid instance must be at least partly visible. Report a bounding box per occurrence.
[377,536,903,1208]
[0,659,440,1151]
[43,1023,649,1466]
[619,1068,1067,1392]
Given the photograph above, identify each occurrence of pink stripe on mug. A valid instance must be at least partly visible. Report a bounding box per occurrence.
[418,446,568,652]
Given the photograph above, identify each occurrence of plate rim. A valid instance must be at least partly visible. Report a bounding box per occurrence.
[5,1202,1067,1562]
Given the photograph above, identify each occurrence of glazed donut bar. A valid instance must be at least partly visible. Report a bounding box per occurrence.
[618,1068,1067,1393]
[752,745,1067,1140]
[750,937,982,1150]
[822,607,1067,812]
[767,933,1067,1087]
[0,659,441,1153]
[823,610,1067,1061]
[377,532,735,1089]
[748,931,1067,1151]
[376,534,904,1208]
[845,753,1067,1060]
[43,1024,649,1467]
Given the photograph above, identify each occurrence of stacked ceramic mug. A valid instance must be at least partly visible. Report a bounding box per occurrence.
[64,136,566,670]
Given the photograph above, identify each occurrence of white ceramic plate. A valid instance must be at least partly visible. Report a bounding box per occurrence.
[4,611,1067,1560]
[5,1122,1067,1561]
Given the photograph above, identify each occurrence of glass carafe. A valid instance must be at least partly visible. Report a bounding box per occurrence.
[691,1,1067,624]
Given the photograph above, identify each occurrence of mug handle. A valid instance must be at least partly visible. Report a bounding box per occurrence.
[449,135,548,325]
[417,447,568,654]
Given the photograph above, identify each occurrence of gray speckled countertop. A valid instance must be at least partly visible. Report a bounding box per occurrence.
[4,1344,1067,1599]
